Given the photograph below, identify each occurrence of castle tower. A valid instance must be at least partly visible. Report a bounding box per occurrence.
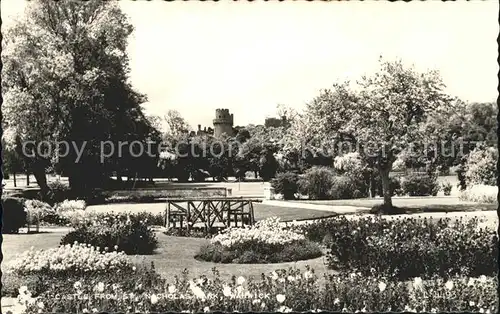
[213,108,234,138]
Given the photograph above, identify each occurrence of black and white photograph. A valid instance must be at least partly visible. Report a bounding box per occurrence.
[1,0,498,313]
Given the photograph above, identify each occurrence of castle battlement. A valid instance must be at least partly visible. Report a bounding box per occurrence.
[213,108,234,137]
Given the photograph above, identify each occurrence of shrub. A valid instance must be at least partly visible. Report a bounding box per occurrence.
[441,181,453,196]
[298,166,336,200]
[46,180,72,204]
[390,176,404,196]
[401,173,439,196]
[295,216,498,280]
[24,200,54,225]
[21,268,499,313]
[60,212,158,255]
[464,146,497,186]
[195,217,322,263]
[271,172,299,200]
[2,197,27,233]
[55,199,87,211]
[459,185,498,204]
[327,176,354,200]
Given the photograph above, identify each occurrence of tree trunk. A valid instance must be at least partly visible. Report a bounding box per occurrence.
[26,172,30,186]
[31,164,49,197]
[13,172,17,187]
[380,167,393,207]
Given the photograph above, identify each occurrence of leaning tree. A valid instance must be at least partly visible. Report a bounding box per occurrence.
[300,58,452,212]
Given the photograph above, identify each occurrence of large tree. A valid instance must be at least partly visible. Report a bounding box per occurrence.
[299,58,452,211]
[2,1,158,195]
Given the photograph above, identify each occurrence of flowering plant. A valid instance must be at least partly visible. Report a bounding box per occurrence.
[60,212,158,254]
[6,243,132,276]
[21,267,498,313]
[24,200,54,224]
[197,217,322,263]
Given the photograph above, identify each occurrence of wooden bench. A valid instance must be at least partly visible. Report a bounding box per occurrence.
[165,197,260,233]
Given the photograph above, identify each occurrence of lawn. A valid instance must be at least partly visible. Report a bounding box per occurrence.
[1,230,330,286]
[86,202,338,222]
[293,197,497,213]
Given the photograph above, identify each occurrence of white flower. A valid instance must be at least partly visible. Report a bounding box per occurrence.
[469,301,476,307]
[150,294,158,305]
[334,298,340,305]
[445,280,454,290]
[413,277,423,289]
[378,281,387,292]
[73,281,82,290]
[479,275,487,283]
[430,308,437,313]
[91,309,99,313]
[189,282,206,300]
[303,271,313,280]
[252,299,261,305]
[132,266,136,271]
[271,271,279,280]
[479,308,485,313]
[96,282,105,293]
[276,294,286,304]
[467,278,475,286]
[222,285,232,297]
[37,302,44,309]
[237,276,246,285]
[204,306,210,313]
[168,285,177,294]
[278,305,292,313]
[82,309,89,314]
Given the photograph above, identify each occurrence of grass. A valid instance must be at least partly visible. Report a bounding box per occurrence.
[293,197,497,213]
[85,203,339,222]
[1,230,330,288]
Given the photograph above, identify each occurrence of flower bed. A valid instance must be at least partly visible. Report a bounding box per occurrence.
[6,243,132,276]
[294,216,498,280]
[19,267,498,313]
[60,212,158,255]
[195,218,322,263]
[3,244,163,299]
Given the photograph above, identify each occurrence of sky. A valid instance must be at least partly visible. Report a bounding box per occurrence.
[2,1,498,131]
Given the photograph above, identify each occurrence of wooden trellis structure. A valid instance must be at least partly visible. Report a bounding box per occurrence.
[165,197,260,233]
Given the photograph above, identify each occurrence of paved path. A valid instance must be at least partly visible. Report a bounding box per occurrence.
[262,200,369,214]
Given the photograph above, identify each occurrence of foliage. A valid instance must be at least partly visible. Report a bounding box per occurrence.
[441,181,453,196]
[464,146,497,186]
[6,243,132,276]
[20,267,499,313]
[401,173,439,196]
[24,200,54,224]
[271,172,299,200]
[45,180,72,204]
[293,58,452,208]
[298,166,336,200]
[2,197,27,233]
[196,218,322,263]
[259,149,279,181]
[2,1,160,195]
[60,212,158,254]
[295,216,498,280]
[328,175,369,200]
[459,185,498,204]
